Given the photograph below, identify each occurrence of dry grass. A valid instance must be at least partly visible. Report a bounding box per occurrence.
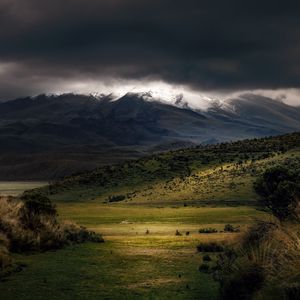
[214,220,300,299]
[0,196,103,277]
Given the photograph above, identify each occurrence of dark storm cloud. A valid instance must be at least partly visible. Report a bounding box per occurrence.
[0,0,300,99]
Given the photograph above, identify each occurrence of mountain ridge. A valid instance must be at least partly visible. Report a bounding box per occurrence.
[0,92,299,180]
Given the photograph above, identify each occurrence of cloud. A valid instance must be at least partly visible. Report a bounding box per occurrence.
[0,0,300,102]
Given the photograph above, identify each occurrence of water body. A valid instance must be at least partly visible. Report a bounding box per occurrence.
[0,181,47,196]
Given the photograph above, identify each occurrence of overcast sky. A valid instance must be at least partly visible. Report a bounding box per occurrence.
[0,0,300,105]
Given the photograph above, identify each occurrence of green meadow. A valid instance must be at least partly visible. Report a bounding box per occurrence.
[0,203,267,300]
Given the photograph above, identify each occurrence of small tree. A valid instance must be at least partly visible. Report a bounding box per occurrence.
[254,165,300,221]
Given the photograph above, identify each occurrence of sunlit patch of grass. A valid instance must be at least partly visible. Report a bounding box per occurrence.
[124,152,298,204]
[0,203,268,299]
[47,149,299,206]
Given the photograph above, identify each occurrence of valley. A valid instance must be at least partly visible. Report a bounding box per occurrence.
[1,133,299,299]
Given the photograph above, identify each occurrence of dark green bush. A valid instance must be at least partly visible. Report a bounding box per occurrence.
[284,283,300,300]
[199,263,210,273]
[224,224,240,232]
[220,262,265,300]
[21,193,56,216]
[254,162,300,221]
[19,193,57,230]
[108,194,126,202]
[63,223,104,244]
[197,242,224,252]
[199,227,218,234]
[203,254,212,262]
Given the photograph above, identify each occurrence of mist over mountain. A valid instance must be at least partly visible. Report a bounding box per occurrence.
[0,92,299,180]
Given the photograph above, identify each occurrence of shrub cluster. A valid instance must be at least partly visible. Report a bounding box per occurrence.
[108,194,126,202]
[197,242,224,253]
[223,224,240,233]
[211,159,300,299]
[0,194,104,277]
[199,227,218,234]
[213,221,300,299]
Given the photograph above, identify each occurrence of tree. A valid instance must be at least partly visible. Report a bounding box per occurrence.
[254,164,300,221]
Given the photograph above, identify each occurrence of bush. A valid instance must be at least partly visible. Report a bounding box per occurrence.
[20,193,57,216]
[0,195,104,277]
[197,242,224,252]
[284,283,300,300]
[220,262,265,300]
[199,227,218,234]
[62,222,104,244]
[199,263,210,273]
[224,224,240,232]
[213,220,300,299]
[254,163,300,221]
[108,195,126,202]
[241,221,279,248]
[19,193,57,230]
[203,254,212,262]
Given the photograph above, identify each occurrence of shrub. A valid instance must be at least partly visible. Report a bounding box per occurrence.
[284,283,300,300]
[62,222,104,244]
[19,193,57,230]
[203,254,212,262]
[199,263,210,273]
[20,193,57,216]
[199,227,218,234]
[224,224,240,232]
[241,221,278,248]
[197,242,224,252]
[0,195,104,277]
[213,220,300,299]
[108,195,126,202]
[220,262,265,300]
[175,229,182,236]
[254,163,300,221]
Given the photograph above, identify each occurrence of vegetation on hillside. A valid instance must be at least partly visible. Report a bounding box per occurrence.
[36,132,300,205]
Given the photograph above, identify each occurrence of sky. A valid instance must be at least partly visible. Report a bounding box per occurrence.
[0,0,300,106]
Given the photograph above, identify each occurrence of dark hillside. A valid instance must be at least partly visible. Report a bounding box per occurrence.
[36,132,300,205]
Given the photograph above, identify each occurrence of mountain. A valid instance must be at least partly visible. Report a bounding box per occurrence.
[0,92,299,180]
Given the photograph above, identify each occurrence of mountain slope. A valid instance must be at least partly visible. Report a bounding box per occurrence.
[34,132,300,205]
[0,93,299,180]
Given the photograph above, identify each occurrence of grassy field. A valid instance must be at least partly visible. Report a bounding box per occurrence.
[0,203,268,300]
[1,134,298,299]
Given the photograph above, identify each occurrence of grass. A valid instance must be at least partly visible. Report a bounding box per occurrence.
[0,203,267,299]
[39,132,300,204]
[45,150,300,206]
[0,133,298,299]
